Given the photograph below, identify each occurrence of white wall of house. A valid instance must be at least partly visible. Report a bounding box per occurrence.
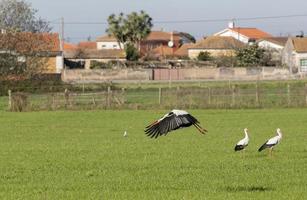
[215,29,249,44]
[294,53,307,73]
[282,38,295,71]
[97,41,123,50]
[56,55,64,73]
[258,41,284,50]
[188,49,236,59]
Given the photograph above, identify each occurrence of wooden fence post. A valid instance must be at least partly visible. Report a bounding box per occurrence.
[107,86,111,108]
[64,88,69,107]
[92,97,96,106]
[176,86,180,107]
[8,90,11,110]
[158,87,162,105]
[121,88,126,104]
[255,81,259,106]
[287,84,291,106]
[231,85,236,107]
[52,94,55,109]
[208,87,211,106]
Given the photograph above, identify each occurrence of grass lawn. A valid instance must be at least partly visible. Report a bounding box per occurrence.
[0,109,306,199]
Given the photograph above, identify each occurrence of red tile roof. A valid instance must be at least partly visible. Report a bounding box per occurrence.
[230,28,272,39]
[150,46,175,57]
[64,43,78,51]
[96,35,117,42]
[145,31,181,42]
[174,43,195,57]
[78,41,96,49]
[0,32,60,52]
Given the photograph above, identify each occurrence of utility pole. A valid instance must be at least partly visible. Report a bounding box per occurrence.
[60,17,65,53]
[60,17,65,71]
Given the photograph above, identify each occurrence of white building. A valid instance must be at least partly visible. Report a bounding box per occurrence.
[257,37,288,50]
[96,35,124,50]
[282,37,307,73]
[214,23,272,44]
[257,37,288,63]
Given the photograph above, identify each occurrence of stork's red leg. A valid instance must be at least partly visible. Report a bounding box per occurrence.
[193,124,207,134]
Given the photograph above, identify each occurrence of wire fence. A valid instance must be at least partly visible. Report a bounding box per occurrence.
[4,83,307,111]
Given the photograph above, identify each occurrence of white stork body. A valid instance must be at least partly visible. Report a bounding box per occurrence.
[258,128,282,155]
[234,128,249,151]
[145,109,207,138]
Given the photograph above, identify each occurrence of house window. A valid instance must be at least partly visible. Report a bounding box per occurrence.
[300,59,307,72]
[113,45,117,48]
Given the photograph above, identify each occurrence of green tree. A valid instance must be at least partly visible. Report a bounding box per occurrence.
[106,13,127,49]
[124,11,153,50]
[124,42,139,61]
[235,44,265,67]
[106,11,153,53]
[0,0,51,32]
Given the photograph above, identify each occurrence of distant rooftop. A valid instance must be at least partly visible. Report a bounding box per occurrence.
[229,27,272,39]
[191,36,245,49]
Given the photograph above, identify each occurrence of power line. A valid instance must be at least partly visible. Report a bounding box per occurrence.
[49,14,307,25]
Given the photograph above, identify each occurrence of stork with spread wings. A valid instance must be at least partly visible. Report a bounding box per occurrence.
[145,110,207,138]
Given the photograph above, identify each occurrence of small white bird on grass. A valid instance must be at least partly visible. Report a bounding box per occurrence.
[123,131,128,137]
[145,109,207,139]
[234,128,249,153]
[258,128,282,156]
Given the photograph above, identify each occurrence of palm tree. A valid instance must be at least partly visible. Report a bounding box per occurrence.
[106,13,127,50]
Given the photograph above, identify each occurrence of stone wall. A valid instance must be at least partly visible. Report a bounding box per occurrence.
[62,69,152,83]
[62,67,291,83]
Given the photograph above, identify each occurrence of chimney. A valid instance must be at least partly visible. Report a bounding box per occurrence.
[170,31,174,42]
[228,21,235,29]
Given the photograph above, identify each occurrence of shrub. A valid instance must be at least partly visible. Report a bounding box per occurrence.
[90,60,125,69]
[197,51,211,61]
[11,93,28,112]
[125,43,139,61]
[214,56,237,67]
[235,45,266,67]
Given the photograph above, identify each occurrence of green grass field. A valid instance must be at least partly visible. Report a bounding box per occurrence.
[0,109,306,199]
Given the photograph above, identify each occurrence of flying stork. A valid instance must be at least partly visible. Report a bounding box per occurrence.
[234,128,249,152]
[145,110,207,138]
[258,128,282,156]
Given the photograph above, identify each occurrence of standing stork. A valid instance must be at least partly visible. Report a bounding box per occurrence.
[145,109,207,138]
[234,128,249,153]
[258,128,282,156]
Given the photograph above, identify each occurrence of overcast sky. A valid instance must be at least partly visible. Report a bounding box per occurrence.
[29,0,307,43]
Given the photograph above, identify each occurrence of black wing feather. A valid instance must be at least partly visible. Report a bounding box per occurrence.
[145,114,183,138]
[258,141,269,152]
[145,112,207,138]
